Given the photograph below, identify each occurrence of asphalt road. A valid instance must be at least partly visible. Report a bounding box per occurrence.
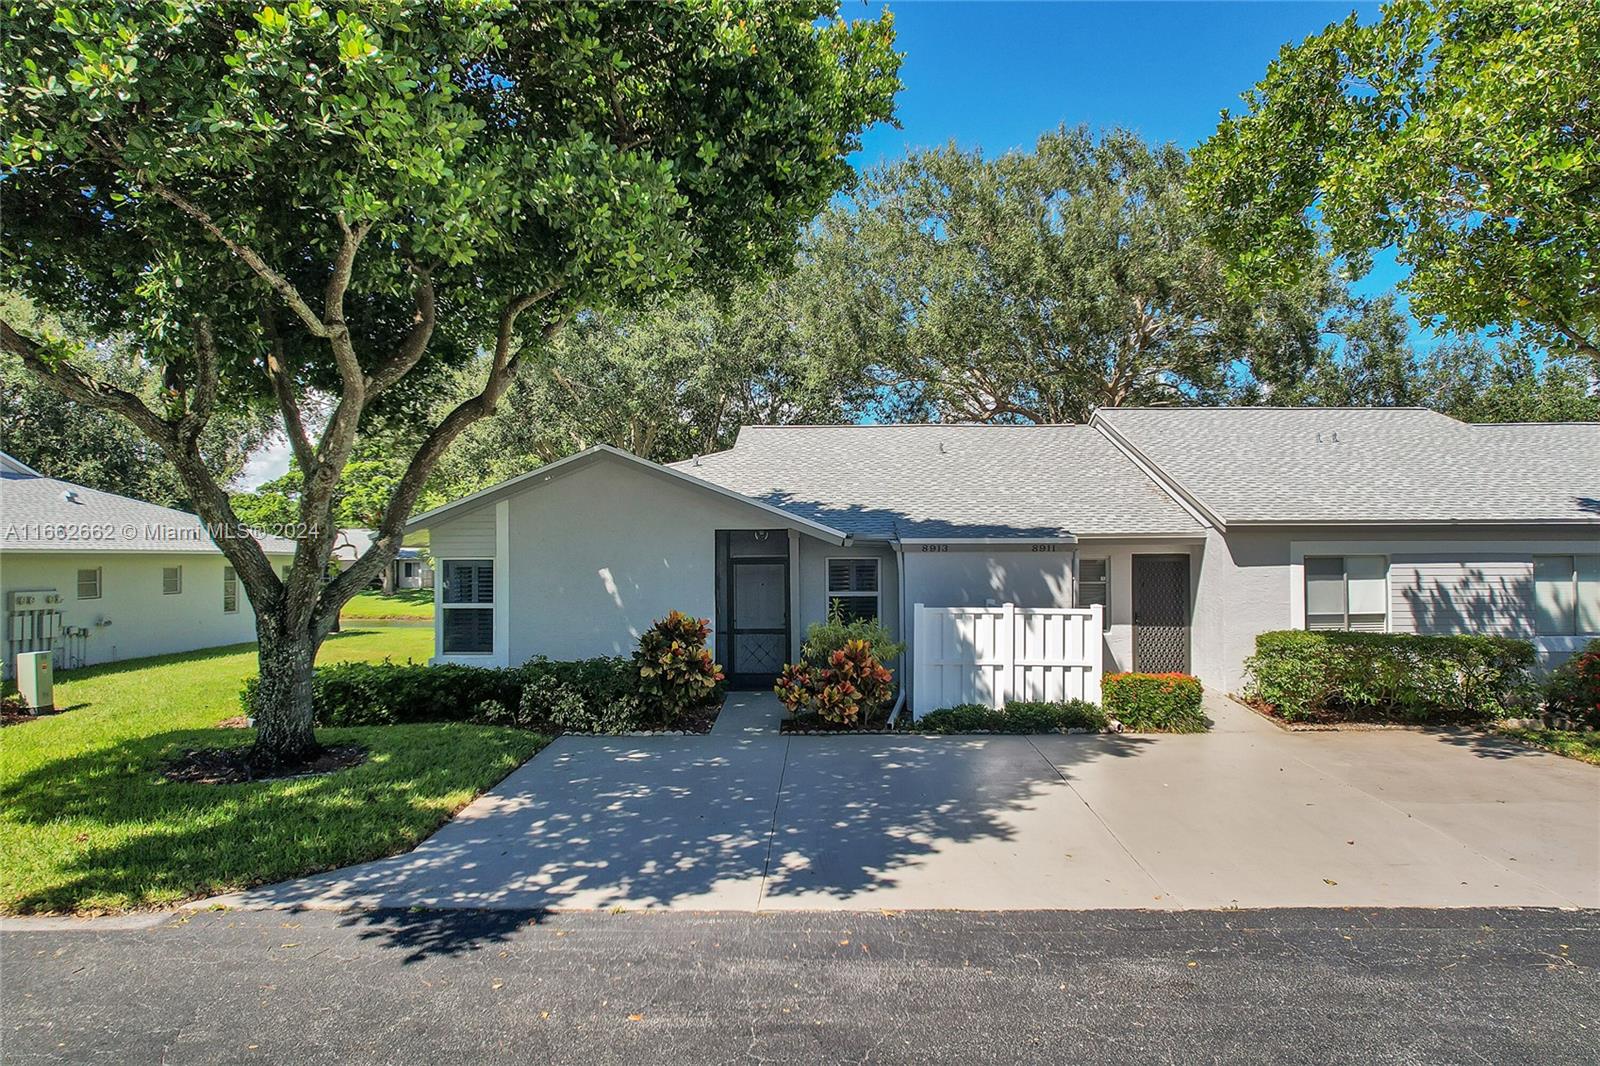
[3,907,1595,1065]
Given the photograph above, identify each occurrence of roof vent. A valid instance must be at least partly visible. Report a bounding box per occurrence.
[1315,431,1341,444]
[692,455,701,467]
[62,489,80,503]
[938,442,947,454]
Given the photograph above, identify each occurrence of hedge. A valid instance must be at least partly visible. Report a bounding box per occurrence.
[240,656,639,728]
[1243,630,1536,723]
[916,699,1107,734]
[1101,673,1207,733]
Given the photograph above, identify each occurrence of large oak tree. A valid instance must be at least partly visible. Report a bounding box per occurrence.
[1192,0,1600,371]
[0,0,899,763]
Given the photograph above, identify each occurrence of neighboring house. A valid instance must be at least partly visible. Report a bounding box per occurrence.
[0,451,296,674]
[406,409,1599,706]
[331,528,433,591]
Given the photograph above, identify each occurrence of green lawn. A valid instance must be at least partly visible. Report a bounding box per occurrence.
[340,588,435,620]
[0,626,547,915]
[1497,727,1600,766]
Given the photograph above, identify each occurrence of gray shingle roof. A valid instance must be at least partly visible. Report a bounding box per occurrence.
[1093,407,1600,526]
[673,424,1203,539]
[1,469,297,554]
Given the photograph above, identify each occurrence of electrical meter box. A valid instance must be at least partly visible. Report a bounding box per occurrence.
[15,651,53,713]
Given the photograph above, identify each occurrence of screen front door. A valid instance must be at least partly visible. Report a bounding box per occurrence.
[1132,554,1190,673]
[728,558,789,687]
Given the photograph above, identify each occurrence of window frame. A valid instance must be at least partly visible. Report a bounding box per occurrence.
[441,558,495,655]
[825,556,880,624]
[1076,556,1111,631]
[162,565,183,595]
[1534,554,1600,637]
[1304,554,1389,633]
[222,565,239,614]
[76,567,102,600]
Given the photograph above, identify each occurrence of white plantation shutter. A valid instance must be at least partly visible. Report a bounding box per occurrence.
[827,558,880,622]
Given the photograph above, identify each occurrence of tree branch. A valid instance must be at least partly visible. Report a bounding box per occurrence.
[258,305,317,473]
[365,268,438,396]
[143,178,331,339]
[318,292,566,626]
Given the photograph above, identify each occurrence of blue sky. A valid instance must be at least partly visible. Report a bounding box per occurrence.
[846,1,1419,328]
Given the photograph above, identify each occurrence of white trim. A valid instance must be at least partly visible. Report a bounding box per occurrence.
[787,529,802,662]
[895,535,1079,546]
[407,444,850,546]
[1088,417,1219,530]
[494,499,510,665]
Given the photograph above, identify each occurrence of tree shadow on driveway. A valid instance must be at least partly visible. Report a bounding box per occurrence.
[234,731,1158,924]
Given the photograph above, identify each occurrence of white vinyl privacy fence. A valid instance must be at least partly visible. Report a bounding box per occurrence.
[911,603,1103,718]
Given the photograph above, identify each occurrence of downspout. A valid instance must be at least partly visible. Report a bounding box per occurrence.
[891,537,908,724]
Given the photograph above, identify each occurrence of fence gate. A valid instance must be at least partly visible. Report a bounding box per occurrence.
[912,603,1103,718]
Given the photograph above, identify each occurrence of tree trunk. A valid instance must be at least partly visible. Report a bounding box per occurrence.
[380,563,396,596]
[250,624,321,766]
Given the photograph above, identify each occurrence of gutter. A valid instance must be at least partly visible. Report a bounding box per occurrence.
[892,536,910,723]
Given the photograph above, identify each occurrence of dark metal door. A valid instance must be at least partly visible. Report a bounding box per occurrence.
[1132,554,1190,673]
[727,557,789,687]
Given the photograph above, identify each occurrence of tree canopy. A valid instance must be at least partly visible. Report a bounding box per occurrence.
[794,126,1361,423]
[0,0,899,761]
[1191,0,1600,369]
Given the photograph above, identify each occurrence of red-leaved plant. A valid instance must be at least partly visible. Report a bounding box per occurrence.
[775,639,894,726]
[635,611,724,726]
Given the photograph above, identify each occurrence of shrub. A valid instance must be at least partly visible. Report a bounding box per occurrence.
[776,633,898,727]
[1544,639,1600,729]
[799,615,905,668]
[1101,673,1206,733]
[915,699,1106,734]
[239,654,648,731]
[1243,630,1536,723]
[241,659,524,727]
[634,611,724,725]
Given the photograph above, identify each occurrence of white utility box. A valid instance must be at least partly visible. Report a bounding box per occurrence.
[15,651,54,713]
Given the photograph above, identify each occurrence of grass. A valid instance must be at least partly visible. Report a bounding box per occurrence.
[1496,727,1600,766]
[340,588,434,620]
[0,626,547,915]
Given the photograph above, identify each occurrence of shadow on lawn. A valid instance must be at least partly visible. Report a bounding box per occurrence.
[0,724,539,915]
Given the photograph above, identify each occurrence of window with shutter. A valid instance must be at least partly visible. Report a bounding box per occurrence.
[222,566,238,613]
[1535,555,1600,636]
[1077,558,1110,630]
[162,566,182,595]
[1305,556,1387,632]
[826,557,879,623]
[77,568,101,600]
[442,559,494,653]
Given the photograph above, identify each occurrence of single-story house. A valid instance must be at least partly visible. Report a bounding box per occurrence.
[0,451,295,674]
[407,408,1599,709]
[332,529,433,591]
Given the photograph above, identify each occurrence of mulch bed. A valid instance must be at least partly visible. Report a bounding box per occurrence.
[161,744,368,785]
[1230,693,1485,732]
[2,708,41,728]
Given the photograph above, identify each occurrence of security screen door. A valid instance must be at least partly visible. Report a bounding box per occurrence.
[718,530,791,688]
[1132,554,1190,673]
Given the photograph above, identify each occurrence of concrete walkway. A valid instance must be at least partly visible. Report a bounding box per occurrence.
[212,691,1600,913]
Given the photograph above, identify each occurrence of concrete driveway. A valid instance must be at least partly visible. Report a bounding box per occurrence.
[218,693,1600,912]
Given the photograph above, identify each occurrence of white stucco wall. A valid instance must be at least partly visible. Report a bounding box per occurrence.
[428,457,843,667]
[795,538,900,650]
[901,545,1075,610]
[1195,527,1600,691]
[1,550,287,671]
[1074,539,1207,677]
